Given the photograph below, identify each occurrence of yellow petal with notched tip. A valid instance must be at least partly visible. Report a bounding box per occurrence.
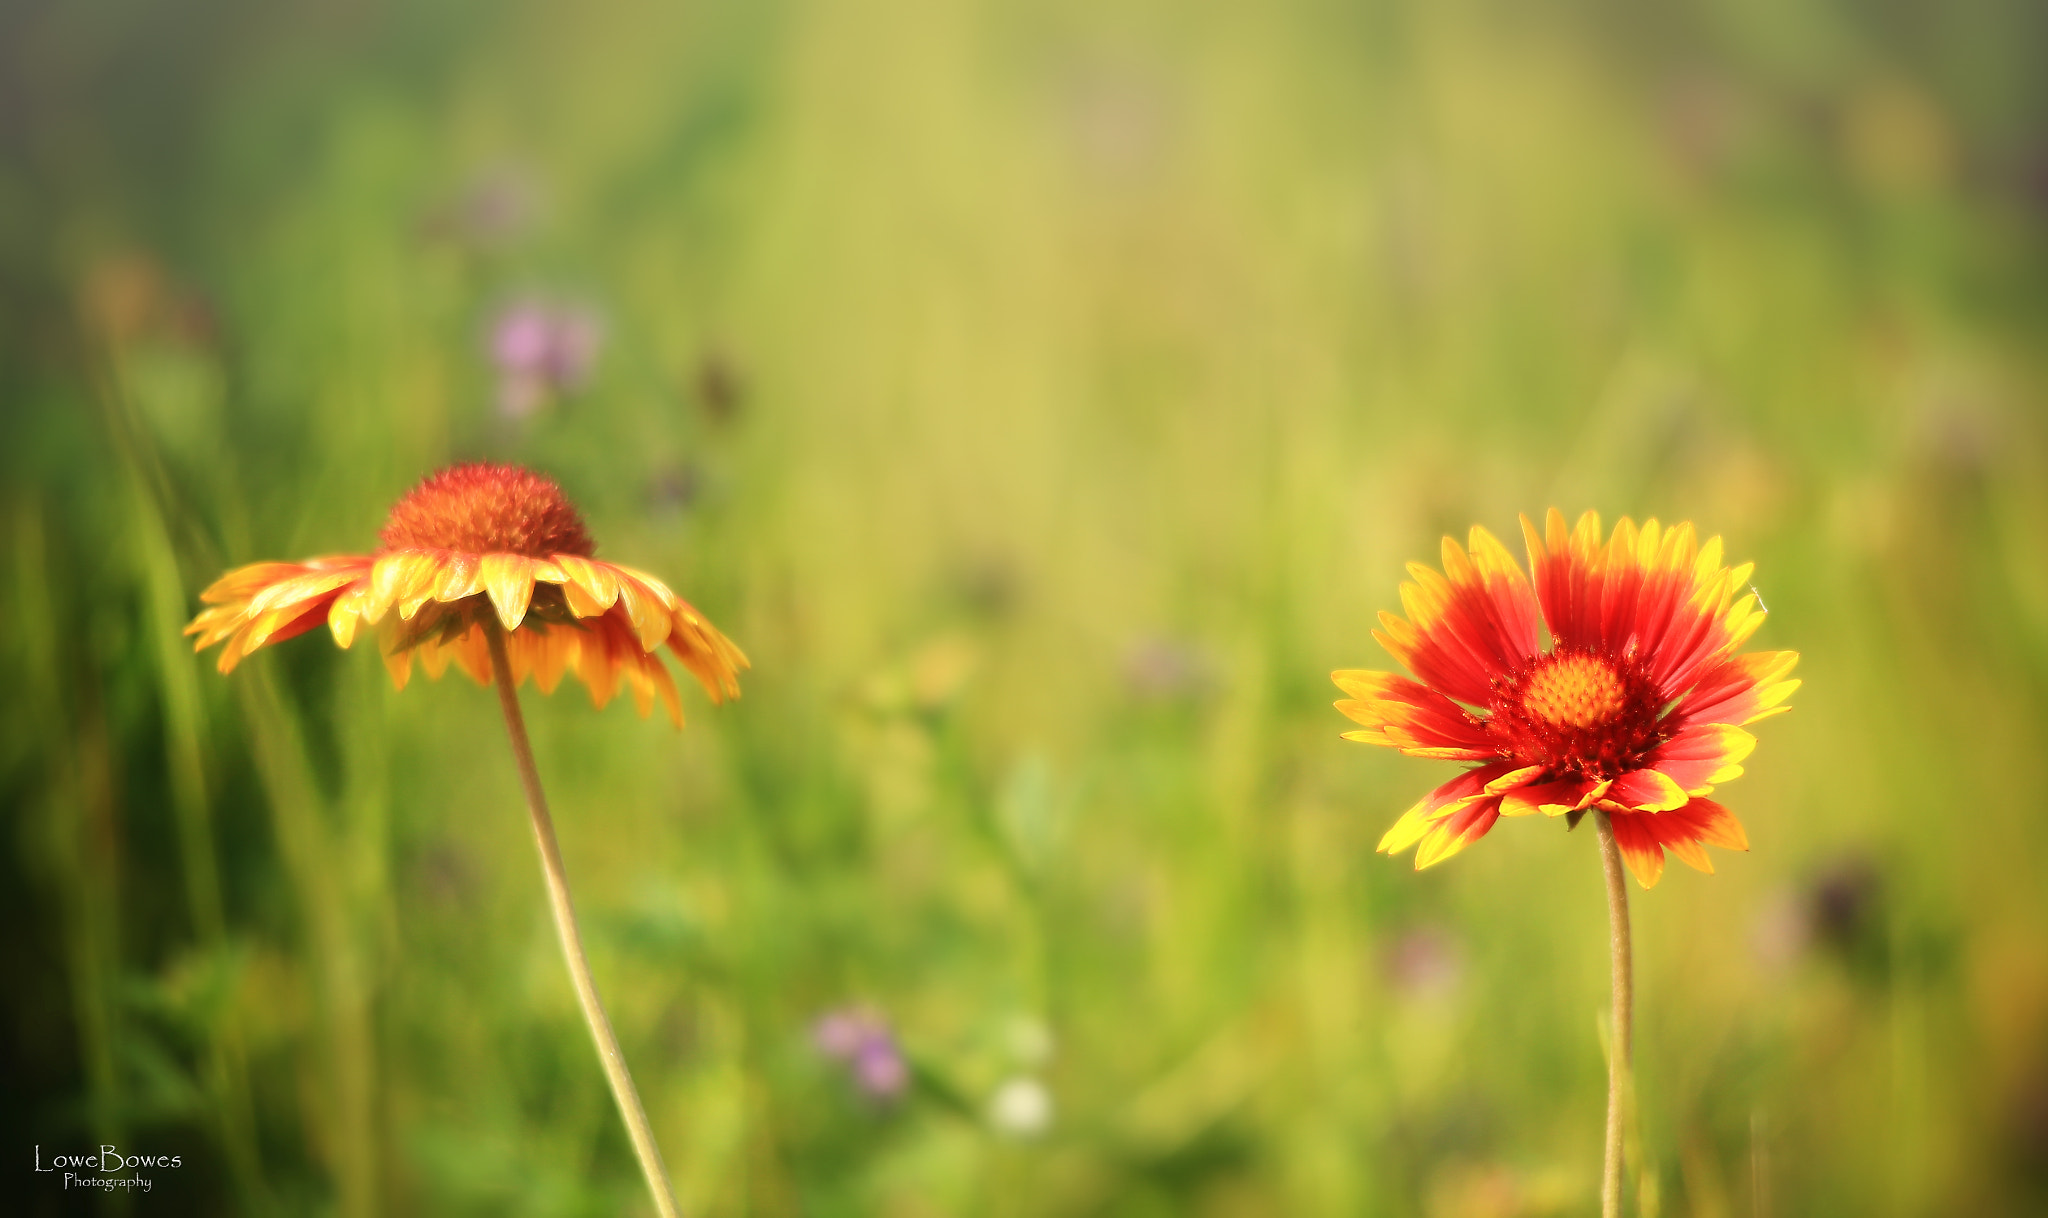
[480,554,536,631]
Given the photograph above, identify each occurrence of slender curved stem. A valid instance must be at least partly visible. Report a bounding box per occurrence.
[1594,811,1633,1218]
[486,627,682,1218]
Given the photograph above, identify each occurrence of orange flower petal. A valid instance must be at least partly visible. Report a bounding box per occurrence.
[327,583,370,649]
[1663,796,1750,852]
[450,626,492,685]
[186,603,245,649]
[381,629,414,691]
[245,568,361,619]
[555,554,622,618]
[434,551,485,603]
[363,552,432,625]
[480,554,537,631]
[523,627,570,695]
[617,565,680,611]
[418,634,452,680]
[386,554,444,621]
[612,575,673,651]
[647,652,685,726]
[666,613,747,702]
[1662,832,1714,874]
[1608,812,1667,888]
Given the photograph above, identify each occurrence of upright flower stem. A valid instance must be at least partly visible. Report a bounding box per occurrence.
[1594,811,1634,1218]
[485,627,683,1218]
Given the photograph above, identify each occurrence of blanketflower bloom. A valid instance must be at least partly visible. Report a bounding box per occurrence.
[1334,509,1798,887]
[186,462,746,724]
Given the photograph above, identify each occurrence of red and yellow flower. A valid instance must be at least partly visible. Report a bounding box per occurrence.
[186,462,746,725]
[1334,509,1797,887]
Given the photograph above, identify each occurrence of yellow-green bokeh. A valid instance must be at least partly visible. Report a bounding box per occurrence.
[3,0,2045,1213]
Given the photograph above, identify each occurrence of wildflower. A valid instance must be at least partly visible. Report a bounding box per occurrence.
[1122,635,1213,700]
[1383,926,1463,1003]
[988,1076,1053,1138]
[186,462,745,725]
[812,1009,909,1101]
[1333,509,1797,889]
[188,462,746,1218]
[490,299,602,418]
[1336,509,1798,1218]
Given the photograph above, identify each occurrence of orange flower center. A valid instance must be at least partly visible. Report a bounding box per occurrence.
[379,463,596,557]
[1487,649,1664,779]
[1519,653,1625,728]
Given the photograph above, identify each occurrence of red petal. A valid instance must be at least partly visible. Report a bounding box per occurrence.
[1609,798,1749,889]
[1607,768,1690,812]
[1677,650,1800,726]
[1608,811,1667,888]
[1377,761,1523,856]
[1649,724,1756,793]
[1656,796,1750,852]
[1414,797,1502,869]
[1373,528,1542,705]
[1500,776,1604,817]
[1332,669,1495,759]
[1521,508,1610,652]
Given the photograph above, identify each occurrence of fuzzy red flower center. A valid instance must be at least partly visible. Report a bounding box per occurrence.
[378,462,595,557]
[1522,653,1624,727]
[1486,650,1665,779]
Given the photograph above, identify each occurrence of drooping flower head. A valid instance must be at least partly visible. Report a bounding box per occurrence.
[186,462,746,725]
[1333,509,1797,888]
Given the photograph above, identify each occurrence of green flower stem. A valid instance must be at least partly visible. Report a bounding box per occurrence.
[1594,811,1634,1218]
[486,626,682,1218]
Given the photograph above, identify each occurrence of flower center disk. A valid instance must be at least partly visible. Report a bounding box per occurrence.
[1488,650,1663,779]
[1521,653,1625,728]
[379,463,595,557]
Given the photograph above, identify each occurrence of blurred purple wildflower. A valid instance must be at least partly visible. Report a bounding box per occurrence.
[489,298,602,419]
[1383,926,1463,1003]
[1122,635,1212,701]
[812,1008,908,1101]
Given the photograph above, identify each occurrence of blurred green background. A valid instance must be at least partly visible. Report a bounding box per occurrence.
[3,0,2046,1213]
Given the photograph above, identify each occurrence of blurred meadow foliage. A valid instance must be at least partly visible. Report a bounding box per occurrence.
[3,0,2047,1214]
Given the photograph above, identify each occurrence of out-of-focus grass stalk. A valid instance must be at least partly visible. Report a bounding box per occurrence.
[236,664,380,1218]
[336,647,395,1001]
[1889,909,1928,1215]
[131,489,269,1208]
[99,344,270,1207]
[14,503,128,1178]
